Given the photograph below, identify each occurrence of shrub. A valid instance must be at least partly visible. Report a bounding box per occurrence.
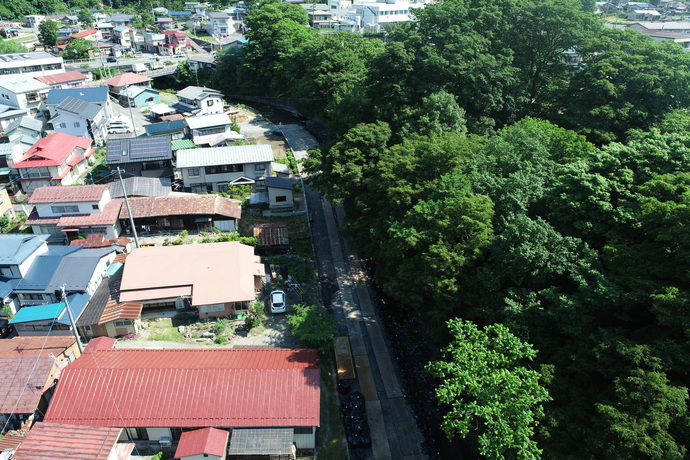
[201,237,214,243]
[214,336,228,345]
[288,304,338,353]
[239,236,258,247]
[180,230,189,238]
[244,300,265,331]
[213,318,228,334]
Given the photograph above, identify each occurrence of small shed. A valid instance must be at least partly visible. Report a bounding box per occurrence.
[265,177,293,212]
[175,427,229,460]
[253,222,289,254]
[227,428,296,459]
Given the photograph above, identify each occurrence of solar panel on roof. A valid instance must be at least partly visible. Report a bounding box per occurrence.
[129,136,171,159]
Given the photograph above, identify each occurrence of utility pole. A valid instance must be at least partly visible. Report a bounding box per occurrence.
[59,286,84,354]
[117,168,140,248]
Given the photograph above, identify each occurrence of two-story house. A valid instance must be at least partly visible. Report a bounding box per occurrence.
[143,32,166,54]
[109,14,135,27]
[11,133,94,194]
[174,86,224,116]
[50,96,109,146]
[94,22,115,40]
[103,73,152,96]
[46,86,112,119]
[69,28,103,42]
[35,70,88,89]
[184,112,232,143]
[162,30,189,55]
[112,25,133,50]
[0,74,50,114]
[177,144,273,194]
[206,11,232,36]
[25,184,123,242]
[0,234,50,314]
[0,52,64,77]
[106,135,174,179]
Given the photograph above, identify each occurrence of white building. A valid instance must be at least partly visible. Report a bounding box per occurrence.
[339,0,428,33]
[174,86,225,116]
[206,11,232,37]
[50,96,109,146]
[0,75,50,114]
[0,52,64,78]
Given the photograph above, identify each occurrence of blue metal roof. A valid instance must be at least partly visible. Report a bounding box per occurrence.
[169,11,192,16]
[15,246,82,291]
[9,293,90,325]
[0,277,19,299]
[107,262,123,277]
[145,119,186,134]
[47,248,115,292]
[46,87,108,106]
[265,176,292,190]
[0,235,49,266]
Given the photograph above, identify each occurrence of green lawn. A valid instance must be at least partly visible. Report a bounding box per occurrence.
[315,353,348,459]
[146,318,186,342]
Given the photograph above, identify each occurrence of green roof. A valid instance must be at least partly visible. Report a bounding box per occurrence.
[10,302,65,324]
[171,139,196,151]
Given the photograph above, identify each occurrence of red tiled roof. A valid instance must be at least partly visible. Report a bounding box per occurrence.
[12,133,93,170]
[0,337,77,414]
[119,195,241,219]
[44,348,320,428]
[29,184,110,203]
[103,72,152,87]
[175,428,229,458]
[34,70,87,86]
[11,422,125,460]
[57,199,123,227]
[70,233,132,249]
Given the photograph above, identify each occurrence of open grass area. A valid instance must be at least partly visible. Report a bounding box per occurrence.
[315,353,348,459]
[145,318,186,342]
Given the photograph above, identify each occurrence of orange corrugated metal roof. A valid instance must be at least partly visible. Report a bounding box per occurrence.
[35,70,87,86]
[103,72,152,88]
[30,184,110,203]
[174,427,229,458]
[11,422,125,460]
[44,348,320,428]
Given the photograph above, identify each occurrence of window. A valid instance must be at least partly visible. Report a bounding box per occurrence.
[59,122,67,128]
[114,320,132,326]
[295,427,313,434]
[188,168,199,177]
[255,163,266,171]
[21,293,44,301]
[200,304,225,313]
[51,205,79,213]
[92,204,99,210]
[73,122,80,127]
[205,164,243,174]
[142,160,167,171]
[275,195,287,202]
[206,99,214,106]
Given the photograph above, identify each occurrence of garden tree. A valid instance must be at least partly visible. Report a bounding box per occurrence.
[0,39,28,54]
[38,19,60,48]
[426,319,550,460]
[78,9,94,26]
[554,28,690,144]
[239,3,312,95]
[61,37,95,60]
[508,0,598,120]
[401,90,467,139]
[134,12,155,29]
[379,173,494,322]
[287,304,338,353]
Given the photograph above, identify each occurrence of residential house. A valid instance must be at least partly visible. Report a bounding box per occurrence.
[223,37,247,56]
[184,112,232,141]
[50,96,109,146]
[266,176,294,211]
[174,85,224,115]
[627,9,662,20]
[118,194,242,234]
[75,261,142,339]
[11,132,94,194]
[69,28,103,42]
[57,25,81,43]
[0,74,50,114]
[177,144,274,194]
[109,14,135,27]
[94,22,115,40]
[60,15,79,25]
[188,53,216,71]
[0,104,28,131]
[185,1,200,11]
[118,86,160,108]
[23,15,45,31]
[26,184,123,241]
[34,70,88,89]
[0,336,79,430]
[9,244,116,314]
[112,25,133,50]
[103,72,152,96]
[637,29,690,50]
[0,186,14,220]
[630,21,690,33]
[152,6,169,15]
[0,52,64,77]
[163,30,189,55]
[108,176,173,198]
[70,233,132,252]
[169,10,193,20]
[157,16,174,29]
[44,345,320,453]
[206,11,232,37]
[0,234,50,314]
[106,135,174,178]
[175,428,228,460]
[302,3,337,28]
[144,118,186,139]
[4,115,43,148]
[142,32,166,54]
[340,0,427,33]
[116,241,261,317]
[9,422,133,460]
[46,86,112,118]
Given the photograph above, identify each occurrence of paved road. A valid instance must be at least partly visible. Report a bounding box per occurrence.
[282,124,427,460]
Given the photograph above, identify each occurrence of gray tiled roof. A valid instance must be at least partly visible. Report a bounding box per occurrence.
[177,144,274,168]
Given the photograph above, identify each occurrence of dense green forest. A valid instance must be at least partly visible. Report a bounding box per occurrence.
[192,1,690,458]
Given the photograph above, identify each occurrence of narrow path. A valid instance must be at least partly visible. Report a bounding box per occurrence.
[282,125,427,460]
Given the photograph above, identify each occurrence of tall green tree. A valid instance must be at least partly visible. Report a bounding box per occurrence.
[0,39,28,54]
[427,319,550,460]
[38,19,60,48]
[61,37,95,60]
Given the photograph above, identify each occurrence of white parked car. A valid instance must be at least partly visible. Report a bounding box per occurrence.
[270,290,286,314]
[108,119,133,134]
